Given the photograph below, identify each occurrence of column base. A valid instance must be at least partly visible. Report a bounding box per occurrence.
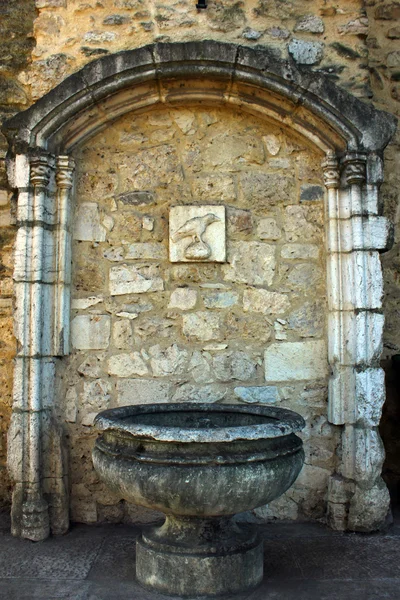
[136,516,263,597]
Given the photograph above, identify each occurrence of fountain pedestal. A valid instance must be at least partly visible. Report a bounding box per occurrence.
[137,516,263,596]
[92,403,305,597]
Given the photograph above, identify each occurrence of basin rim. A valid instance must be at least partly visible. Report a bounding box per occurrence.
[94,403,305,443]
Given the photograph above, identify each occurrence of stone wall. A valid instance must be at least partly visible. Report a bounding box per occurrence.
[55,105,338,523]
[0,0,399,523]
[0,0,37,508]
[365,0,400,498]
[26,0,370,101]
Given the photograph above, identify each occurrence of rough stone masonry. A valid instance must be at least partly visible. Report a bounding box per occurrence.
[0,0,399,527]
[58,106,334,524]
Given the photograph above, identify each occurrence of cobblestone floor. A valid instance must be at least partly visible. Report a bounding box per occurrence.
[0,510,399,600]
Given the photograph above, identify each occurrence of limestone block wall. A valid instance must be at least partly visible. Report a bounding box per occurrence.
[53,104,339,524]
[26,0,371,101]
[0,0,398,522]
[366,0,400,497]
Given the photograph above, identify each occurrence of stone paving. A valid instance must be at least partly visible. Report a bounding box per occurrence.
[0,511,399,600]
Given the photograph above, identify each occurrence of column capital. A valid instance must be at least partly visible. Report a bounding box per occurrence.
[322,150,340,189]
[342,152,367,186]
[30,155,51,188]
[55,155,75,190]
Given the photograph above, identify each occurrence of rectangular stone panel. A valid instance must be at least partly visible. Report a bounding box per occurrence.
[169,205,226,262]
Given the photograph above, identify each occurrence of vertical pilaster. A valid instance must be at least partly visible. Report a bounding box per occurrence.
[324,150,391,531]
[54,156,75,356]
[9,152,72,540]
[9,154,53,541]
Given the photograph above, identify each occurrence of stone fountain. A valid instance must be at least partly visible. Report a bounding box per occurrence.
[92,403,305,597]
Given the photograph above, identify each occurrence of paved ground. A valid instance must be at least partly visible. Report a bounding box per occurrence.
[0,510,399,600]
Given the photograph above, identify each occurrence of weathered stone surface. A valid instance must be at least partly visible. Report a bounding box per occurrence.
[287,301,325,337]
[257,218,281,241]
[347,480,390,532]
[168,288,197,310]
[264,341,328,382]
[171,384,226,403]
[242,27,262,40]
[113,320,133,350]
[203,291,239,309]
[108,353,148,377]
[281,244,320,260]
[149,344,189,377]
[182,312,220,341]
[65,388,78,423]
[135,316,175,340]
[188,351,213,384]
[240,173,295,206]
[227,208,253,235]
[223,242,275,286]
[288,39,324,65]
[73,203,106,242]
[81,379,112,411]
[71,315,110,350]
[109,264,164,295]
[300,185,324,202]
[213,351,257,382]
[119,145,182,191]
[117,191,155,206]
[71,297,103,310]
[355,369,385,427]
[243,288,290,315]
[103,247,124,262]
[338,17,369,36]
[263,134,281,155]
[203,133,264,167]
[77,354,104,378]
[287,264,323,288]
[117,379,172,405]
[192,173,236,201]
[234,386,279,404]
[124,243,167,260]
[294,14,324,33]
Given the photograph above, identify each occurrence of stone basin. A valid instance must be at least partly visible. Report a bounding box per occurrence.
[92,403,305,597]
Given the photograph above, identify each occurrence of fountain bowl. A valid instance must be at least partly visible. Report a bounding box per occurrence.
[92,403,305,597]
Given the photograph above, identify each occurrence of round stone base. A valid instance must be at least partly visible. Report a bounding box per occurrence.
[136,518,263,597]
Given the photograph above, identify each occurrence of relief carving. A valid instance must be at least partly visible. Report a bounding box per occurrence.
[169,206,226,262]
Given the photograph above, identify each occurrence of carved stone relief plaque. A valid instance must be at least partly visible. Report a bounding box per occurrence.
[169,205,226,262]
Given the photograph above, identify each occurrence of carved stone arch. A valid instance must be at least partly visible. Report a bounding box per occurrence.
[3,41,397,540]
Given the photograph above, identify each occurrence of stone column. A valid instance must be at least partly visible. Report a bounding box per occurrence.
[323,150,391,531]
[9,154,53,541]
[54,156,75,356]
[9,152,73,540]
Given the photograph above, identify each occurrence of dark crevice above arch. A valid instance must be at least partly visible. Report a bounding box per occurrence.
[2,41,397,155]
